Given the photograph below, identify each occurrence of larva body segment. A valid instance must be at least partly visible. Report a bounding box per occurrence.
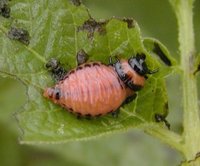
[44,62,134,116]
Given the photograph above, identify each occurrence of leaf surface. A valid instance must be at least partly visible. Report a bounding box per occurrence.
[0,0,176,143]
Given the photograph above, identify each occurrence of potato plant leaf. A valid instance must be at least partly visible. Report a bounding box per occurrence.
[0,0,176,143]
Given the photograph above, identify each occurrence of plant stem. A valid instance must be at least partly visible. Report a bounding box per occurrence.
[143,124,184,155]
[170,0,200,161]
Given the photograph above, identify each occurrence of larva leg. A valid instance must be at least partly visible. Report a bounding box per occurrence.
[123,94,137,105]
[111,109,120,118]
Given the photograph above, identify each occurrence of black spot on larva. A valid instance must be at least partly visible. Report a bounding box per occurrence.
[85,114,91,117]
[122,74,142,91]
[69,70,75,75]
[76,112,83,119]
[63,75,69,80]
[85,114,92,120]
[100,63,106,67]
[8,27,30,45]
[55,89,60,100]
[124,95,137,105]
[84,64,91,68]
[115,61,127,82]
[153,42,172,66]
[78,18,108,39]
[68,108,73,112]
[77,66,83,70]
[70,0,81,6]
[127,83,143,92]
[92,62,100,66]
[49,93,53,99]
[62,103,67,107]
[77,112,82,116]
[122,18,135,28]
[123,74,131,83]
[77,49,88,65]
[0,0,10,18]
[95,114,102,117]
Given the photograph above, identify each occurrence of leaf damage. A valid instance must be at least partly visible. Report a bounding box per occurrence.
[78,18,108,39]
[46,58,67,82]
[70,0,82,6]
[76,49,89,65]
[122,18,136,28]
[0,0,10,18]
[78,17,136,39]
[7,27,30,45]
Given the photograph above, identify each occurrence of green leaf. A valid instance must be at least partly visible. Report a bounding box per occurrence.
[0,0,175,143]
[181,157,200,166]
[143,38,177,66]
[143,37,178,77]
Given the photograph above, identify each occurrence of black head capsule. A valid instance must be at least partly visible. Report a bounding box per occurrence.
[113,53,158,91]
[128,53,158,76]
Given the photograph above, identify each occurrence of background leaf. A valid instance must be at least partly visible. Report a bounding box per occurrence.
[0,0,175,143]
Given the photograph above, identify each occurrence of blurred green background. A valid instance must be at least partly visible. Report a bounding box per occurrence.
[1,0,200,165]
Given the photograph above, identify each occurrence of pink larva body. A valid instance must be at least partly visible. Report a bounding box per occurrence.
[43,62,138,116]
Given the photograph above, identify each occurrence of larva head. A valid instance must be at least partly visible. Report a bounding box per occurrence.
[43,87,61,103]
[128,53,158,76]
[114,54,158,91]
